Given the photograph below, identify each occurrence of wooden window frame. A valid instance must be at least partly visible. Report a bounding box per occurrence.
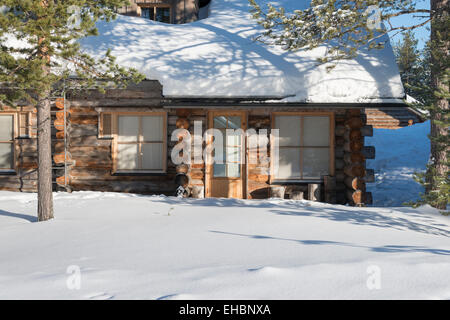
[139,4,172,23]
[0,112,18,173]
[18,111,32,138]
[111,112,167,174]
[270,112,335,183]
[98,112,113,139]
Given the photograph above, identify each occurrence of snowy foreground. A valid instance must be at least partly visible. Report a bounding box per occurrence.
[0,191,449,300]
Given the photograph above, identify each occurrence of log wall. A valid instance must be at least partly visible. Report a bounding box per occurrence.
[0,100,377,206]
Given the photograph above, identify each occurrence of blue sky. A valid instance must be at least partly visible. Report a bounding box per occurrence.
[388,0,430,49]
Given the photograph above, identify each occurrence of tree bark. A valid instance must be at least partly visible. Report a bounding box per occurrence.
[429,0,449,209]
[37,94,54,221]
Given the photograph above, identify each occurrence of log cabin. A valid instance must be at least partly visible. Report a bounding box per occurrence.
[0,0,424,205]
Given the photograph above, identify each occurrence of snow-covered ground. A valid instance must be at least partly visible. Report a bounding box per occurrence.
[0,191,449,300]
[368,121,430,206]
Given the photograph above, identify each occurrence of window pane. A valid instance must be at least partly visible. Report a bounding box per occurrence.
[303,116,330,146]
[142,116,163,141]
[213,163,226,177]
[275,116,301,147]
[142,143,163,170]
[118,116,139,142]
[0,115,13,141]
[227,163,240,178]
[117,144,138,170]
[214,116,227,129]
[156,7,170,23]
[226,131,241,147]
[226,147,240,163]
[227,116,241,129]
[0,143,13,169]
[277,148,301,179]
[302,148,329,179]
[142,8,150,19]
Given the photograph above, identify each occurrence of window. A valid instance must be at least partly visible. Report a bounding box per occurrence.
[141,6,171,23]
[113,113,167,173]
[0,114,14,170]
[272,114,333,180]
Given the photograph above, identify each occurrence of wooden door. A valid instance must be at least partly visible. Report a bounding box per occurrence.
[206,111,247,199]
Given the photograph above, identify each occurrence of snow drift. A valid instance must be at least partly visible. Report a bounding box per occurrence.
[0,191,449,299]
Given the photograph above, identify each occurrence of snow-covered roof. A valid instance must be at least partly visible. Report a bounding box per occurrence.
[80,0,406,103]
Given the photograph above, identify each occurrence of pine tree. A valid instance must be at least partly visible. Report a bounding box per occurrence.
[0,1,145,221]
[250,0,449,210]
[393,31,423,101]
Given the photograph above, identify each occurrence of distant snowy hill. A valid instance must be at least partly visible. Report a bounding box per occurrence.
[367,121,430,206]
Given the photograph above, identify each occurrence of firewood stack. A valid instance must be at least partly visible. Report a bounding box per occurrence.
[340,109,374,206]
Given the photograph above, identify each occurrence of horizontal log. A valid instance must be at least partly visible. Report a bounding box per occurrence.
[70,146,110,156]
[344,152,365,164]
[70,124,98,137]
[189,170,204,180]
[362,146,376,159]
[54,118,65,130]
[345,117,363,129]
[344,129,362,141]
[53,153,72,164]
[344,176,366,191]
[69,136,112,147]
[361,125,373,137]
[55,111,66,120]
[344,164,366,177]
[72,160,112,169]
[69,180,176,194]
[248,174,269,183]
[344,140,363,153]
[55,131,65,139]
[176,118,190,129]
[55,98,65,109]
[70,115,98,125]
[346,189,364,205]
[68,106,98,115]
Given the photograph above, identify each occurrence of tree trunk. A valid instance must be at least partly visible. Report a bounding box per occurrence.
[37,94,54,221]
[428,0,449,209]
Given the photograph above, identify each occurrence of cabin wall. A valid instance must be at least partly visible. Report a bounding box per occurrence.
[0,98,376,206]
[0,105,38,192]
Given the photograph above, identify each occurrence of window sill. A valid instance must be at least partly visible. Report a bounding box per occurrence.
[0,170,17,176]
